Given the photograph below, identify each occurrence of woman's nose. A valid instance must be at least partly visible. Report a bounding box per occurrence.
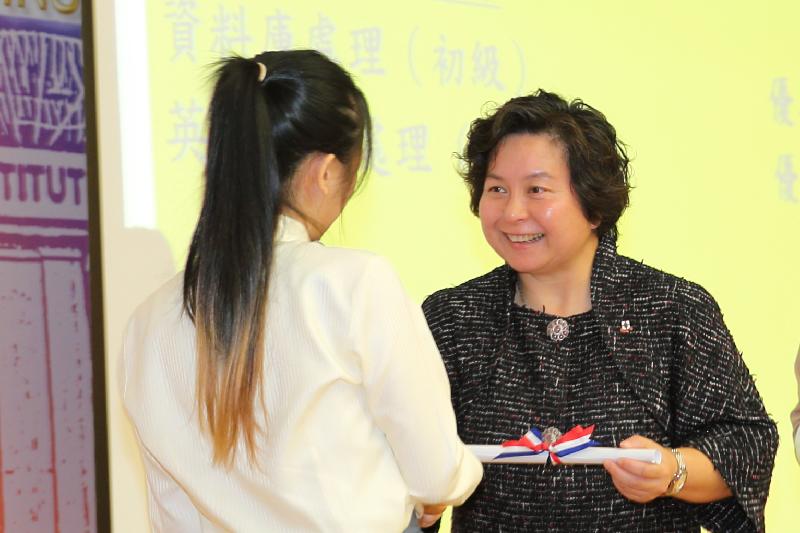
[502,193,527,221]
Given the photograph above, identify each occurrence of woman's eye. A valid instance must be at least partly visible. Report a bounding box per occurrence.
[487,186,506,193]
[530,186,544,194]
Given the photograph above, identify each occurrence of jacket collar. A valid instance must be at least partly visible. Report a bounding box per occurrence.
[493,231,619,314]
[590,233,672,433]
[275,214,311,243]
[494,232,671,433]
[589,231,620,310]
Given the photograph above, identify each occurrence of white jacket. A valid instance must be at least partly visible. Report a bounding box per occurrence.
[121,216,482,532]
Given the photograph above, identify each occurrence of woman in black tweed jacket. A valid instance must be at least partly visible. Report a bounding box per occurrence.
[421,91,777,532]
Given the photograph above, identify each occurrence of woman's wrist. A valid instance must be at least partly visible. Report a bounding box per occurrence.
[662,448,688,497]
[663,446,732,503]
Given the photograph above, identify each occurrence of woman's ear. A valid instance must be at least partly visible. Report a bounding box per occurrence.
[291,152,340,202]
[314,153,342,196]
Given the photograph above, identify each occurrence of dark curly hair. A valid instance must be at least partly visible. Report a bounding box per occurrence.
[460,89,631,238]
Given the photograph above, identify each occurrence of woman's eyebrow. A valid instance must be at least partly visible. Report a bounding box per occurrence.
[486,171,552,180]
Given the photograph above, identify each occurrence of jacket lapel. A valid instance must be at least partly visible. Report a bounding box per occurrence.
[591,235,672,435]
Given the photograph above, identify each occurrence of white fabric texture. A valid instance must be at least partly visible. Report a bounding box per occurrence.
[121,215,482,532]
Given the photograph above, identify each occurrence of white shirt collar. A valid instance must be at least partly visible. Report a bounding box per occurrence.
[275,214,311,243]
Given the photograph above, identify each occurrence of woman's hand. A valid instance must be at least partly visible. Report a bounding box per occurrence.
[603,434,733,504]
[418,504,446,528]
[602,435,674,503]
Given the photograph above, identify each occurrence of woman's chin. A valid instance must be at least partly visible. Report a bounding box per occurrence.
[505,258,547,276]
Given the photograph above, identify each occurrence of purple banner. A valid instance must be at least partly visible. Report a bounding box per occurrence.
[0,10,96,533]
[0,15,84,153]
[0,14,86,222]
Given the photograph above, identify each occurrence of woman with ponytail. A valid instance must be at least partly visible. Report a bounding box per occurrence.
[121,50,482,532]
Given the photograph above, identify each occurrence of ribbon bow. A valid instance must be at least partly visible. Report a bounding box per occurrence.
[497,424,599,464]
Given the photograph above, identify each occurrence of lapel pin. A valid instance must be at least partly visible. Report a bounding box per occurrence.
[619,320,633,334]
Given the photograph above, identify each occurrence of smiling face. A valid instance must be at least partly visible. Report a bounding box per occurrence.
[478,132,599,278]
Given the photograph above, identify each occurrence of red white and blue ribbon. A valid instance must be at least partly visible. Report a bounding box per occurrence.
[496,424,599,464]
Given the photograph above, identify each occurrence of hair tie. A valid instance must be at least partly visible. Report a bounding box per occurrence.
[257,62,268,85]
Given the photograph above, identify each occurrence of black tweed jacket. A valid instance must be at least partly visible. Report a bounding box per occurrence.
[422,234,777,532]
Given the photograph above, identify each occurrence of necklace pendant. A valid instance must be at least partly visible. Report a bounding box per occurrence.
[546,318,570,342]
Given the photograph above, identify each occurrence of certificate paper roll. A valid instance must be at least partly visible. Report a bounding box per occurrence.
[468,445,662,465]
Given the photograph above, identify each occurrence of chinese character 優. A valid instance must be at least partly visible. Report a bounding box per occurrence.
[351,27,385,75]
[776,154,798,202]
[397,125,432,172]
[771,77,794,126]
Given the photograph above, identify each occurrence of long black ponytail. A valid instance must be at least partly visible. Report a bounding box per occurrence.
[183,50,372,466]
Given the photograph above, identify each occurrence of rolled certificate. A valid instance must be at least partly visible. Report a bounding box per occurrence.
[468,444,661,465]
[469,445,548,464]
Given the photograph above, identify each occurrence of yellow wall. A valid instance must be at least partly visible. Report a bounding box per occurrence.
[115,1,800,530]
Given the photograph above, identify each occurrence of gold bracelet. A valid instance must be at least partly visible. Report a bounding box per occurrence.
[663,448,688,497]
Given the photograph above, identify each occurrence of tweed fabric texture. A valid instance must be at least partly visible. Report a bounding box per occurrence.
[422,234,777,532]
